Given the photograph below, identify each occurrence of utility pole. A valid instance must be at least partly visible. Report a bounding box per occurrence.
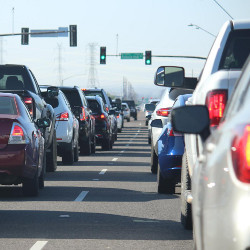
[12,7,15,33]
[57,43,63,86]
[0,38,3,64]
[88,43,99,88]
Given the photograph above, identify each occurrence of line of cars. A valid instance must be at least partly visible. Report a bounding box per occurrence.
[0,64,137,197]
[147,19,250,249]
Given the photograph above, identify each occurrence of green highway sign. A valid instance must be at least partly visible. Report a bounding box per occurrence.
[121,53,143,59]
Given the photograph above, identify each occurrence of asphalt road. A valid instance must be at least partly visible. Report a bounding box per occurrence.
[0,112,193,250]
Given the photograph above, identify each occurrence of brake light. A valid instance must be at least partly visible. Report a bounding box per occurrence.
[206,90,227,127]
[56,112,69,121]
[81,88,87,91]
[156,108,171,117]
[232,125,250,183]
[8,123,29,144]
[94,113,106,121]
[106,107,109,112]
[80,107,86,121]
[23,97,33,116]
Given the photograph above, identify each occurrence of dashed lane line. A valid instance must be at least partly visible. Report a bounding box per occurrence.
[30,241,48,250]
[74,191,89,202]
[112,158,118,161]
[99,169,107,175]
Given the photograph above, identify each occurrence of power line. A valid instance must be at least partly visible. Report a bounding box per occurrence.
[211,0,233,19]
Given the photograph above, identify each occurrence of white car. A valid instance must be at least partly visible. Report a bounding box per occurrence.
[40,86,79,165]
[122,103,130,122]
[171,56,250,250]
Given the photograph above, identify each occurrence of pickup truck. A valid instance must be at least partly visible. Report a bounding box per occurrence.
[0,64,57,172]
[154,19,250,229]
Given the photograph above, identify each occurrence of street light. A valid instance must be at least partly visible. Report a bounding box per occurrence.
[188,24,216,38]
[61,74,86,86]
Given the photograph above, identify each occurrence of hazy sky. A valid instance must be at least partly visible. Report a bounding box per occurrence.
[1,0,250,99]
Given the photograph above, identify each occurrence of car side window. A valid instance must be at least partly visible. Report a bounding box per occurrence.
[29,70,40,95]
[61,92,72,111]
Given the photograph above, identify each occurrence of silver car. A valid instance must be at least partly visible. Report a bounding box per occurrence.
[171,56,250,250]
[40,86,79,165]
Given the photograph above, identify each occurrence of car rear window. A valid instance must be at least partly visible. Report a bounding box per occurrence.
[88,100,101,114]
[219,29,250,70]
[60,89,82,108]
[0,96,18,115]
[84,91,106,103]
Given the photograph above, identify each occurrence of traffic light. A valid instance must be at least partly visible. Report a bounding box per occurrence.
[21,28,29,45]
[69,25,77,47]
[100,47,106,64]
[145,50,152,65]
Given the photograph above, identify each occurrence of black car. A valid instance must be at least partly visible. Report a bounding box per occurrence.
[122,100,137,120]
[86,95,113,150]
[59,86,96,155]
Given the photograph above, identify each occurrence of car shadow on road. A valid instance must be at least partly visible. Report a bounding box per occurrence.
[0,210,193,241]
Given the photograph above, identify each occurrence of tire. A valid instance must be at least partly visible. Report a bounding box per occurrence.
[102,136,111,151]
[74,140,79,162]
[39,151,46,189]
[145,120,148,126]
[157,164,175,194]
[91,136,96,154]
[46,131,57,172]
[134,116,137,121]
[62,138,74,165]
[22,170,39,197]
[118,128,122,133]
[181,150,193,230]
[80,136,91,155]
[151,143,158,174]
[127,117,130,122]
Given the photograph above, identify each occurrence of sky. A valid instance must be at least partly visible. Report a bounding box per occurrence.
[0,0,250,100]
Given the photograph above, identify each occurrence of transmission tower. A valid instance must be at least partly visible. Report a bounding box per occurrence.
[87,43,99,88]
[57,43,63,86]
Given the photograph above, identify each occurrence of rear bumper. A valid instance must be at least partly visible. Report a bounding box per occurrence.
[158,155,182,181]
[0,145,36,184]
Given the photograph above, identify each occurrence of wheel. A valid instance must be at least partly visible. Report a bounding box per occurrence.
[127,117,130,122]
[46,131,57,172]
[39,151,46,189]
[148,132,151,144]
[150,143,158,174]
[74,140,79,162]
[62,138,74,165]
[145,120,148,126]
[134,116,137,121]
[22,171,39,197]
[157,164,175,194]
[102,136,111,151]
[181,150,193,230]
[118,128,122,133]
[91,136,96,154]
[80,136,91,155]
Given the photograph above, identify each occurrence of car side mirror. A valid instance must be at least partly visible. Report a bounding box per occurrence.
[154,66,198,90]
[145,103,156,112]
[171,105,210,141]
[37,118,50,128]
[72,106,82,119]
[151,119,163,128]
[47,86,59,98]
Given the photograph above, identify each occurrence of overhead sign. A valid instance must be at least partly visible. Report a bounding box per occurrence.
[121,53,143,59]
[30,27,68,37]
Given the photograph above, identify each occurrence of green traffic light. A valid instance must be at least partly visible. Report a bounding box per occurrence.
[146,59,151,64]
[101,55,105,60]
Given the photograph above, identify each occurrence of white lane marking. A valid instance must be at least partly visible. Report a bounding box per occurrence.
[112,158,118,161]
[99,169,107,174]
[139,123,142,126]
[92,179,100,181]
[120,150,125,153]
[59,215,70,218]
[74,191,89,202]
[30,241,48,250]
[133,220,160,223]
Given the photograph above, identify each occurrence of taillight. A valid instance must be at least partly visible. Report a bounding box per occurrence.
[94,113,106,121]
[81,88,87,91]
[167,128,174,137]
[80,107,86,121]
[23,97,33,116]
[205,90,227,127]
[232,125,250,183]
[8,123,29,144]
[56,112,69,121]
[106,107,109,112]
[156,108,171,117]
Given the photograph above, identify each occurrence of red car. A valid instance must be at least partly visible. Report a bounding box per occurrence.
[0,93,46,196]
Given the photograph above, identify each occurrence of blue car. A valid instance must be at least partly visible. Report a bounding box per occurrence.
[157,94,192,194]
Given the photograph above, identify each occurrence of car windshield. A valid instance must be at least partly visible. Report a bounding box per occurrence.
[0,96,18,115]
[219,29,250,69]
[61,89,82,108]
